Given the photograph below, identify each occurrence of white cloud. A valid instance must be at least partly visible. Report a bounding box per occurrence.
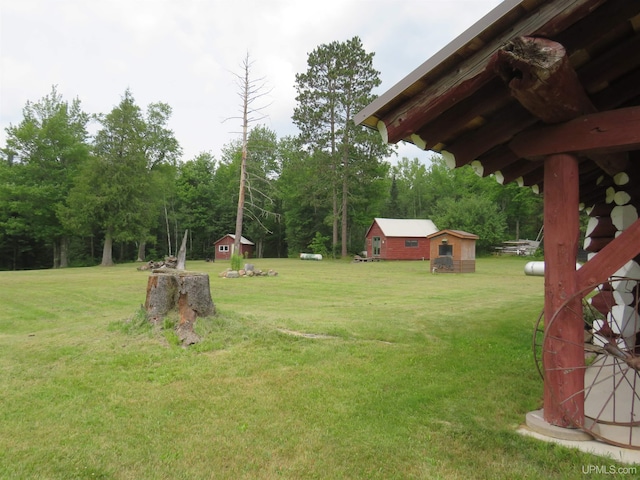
[1,0,502,161]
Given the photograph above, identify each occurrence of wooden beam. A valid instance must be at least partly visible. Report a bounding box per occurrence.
[578,31,640,95]
[495,157,543,185]
[543,153,583,428]
[494,36,596,123]
[509,106,640,160]
[376,0,606,144]
[592,67,640,111]
[520,168,545,192]
[445,104,536,168]
[555,0,640,55]
[473,147,519,178]
[381,70,496,145]
[577,218,640,291]
[414,79,510,150]
[533,0,608,39]
[493,34,634,177]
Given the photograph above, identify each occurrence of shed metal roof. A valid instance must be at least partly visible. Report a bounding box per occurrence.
[371,218,439,238]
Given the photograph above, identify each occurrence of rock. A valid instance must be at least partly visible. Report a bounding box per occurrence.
[226,270,240,278]
[244,263,254,272]
[164,256,178,269]
[268,269,278,277]
[238,269,246,276]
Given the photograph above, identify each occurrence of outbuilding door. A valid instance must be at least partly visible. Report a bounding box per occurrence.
[372,236,381,257]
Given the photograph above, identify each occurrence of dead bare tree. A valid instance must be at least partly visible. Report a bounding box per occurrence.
[224,52,272,256]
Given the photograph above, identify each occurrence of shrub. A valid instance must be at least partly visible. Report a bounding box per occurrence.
[308,232,330,256]
[230,253,243,271]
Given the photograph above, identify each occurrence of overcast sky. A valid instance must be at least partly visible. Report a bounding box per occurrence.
[1,0,502,164]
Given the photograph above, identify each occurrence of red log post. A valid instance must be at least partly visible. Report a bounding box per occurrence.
[542,153,584,427]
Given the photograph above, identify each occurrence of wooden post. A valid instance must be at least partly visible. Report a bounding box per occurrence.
[542,153,584,427]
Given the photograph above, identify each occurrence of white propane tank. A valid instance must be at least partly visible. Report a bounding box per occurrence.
[300,253,323,261]
[524,261,545,276]
[524,261,582,276]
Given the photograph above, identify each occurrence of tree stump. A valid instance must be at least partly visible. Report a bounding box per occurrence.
[144,271,215,345]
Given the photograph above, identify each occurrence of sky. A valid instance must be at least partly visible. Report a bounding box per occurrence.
[1,0,503,164]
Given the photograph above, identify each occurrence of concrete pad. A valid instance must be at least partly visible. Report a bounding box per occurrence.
[519,410,640,465]
[525,409,594,441]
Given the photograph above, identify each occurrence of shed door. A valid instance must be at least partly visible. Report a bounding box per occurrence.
[372,236,381,257]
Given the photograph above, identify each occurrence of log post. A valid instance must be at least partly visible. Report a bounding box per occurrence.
[144,271,215,345]
[494,37,603,429]
[542,153,583,427]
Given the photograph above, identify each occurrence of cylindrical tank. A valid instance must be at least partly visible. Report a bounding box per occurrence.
[524,261,582,276]
[524,261,545,276]
[300,253,322,261]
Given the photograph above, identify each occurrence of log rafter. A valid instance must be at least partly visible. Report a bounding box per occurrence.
[375,0,607,145]
[510,105,640,157]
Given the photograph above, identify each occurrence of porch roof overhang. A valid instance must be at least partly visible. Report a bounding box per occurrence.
[356,0,640,205]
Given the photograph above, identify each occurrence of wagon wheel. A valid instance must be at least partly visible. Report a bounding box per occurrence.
[533,309,545,379]
[533,297,595,380]
[543,277,640,449]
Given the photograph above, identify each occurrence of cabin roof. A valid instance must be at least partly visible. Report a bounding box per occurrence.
[214,234,255,246]
[369,218,439,238]
[428,229,479,240]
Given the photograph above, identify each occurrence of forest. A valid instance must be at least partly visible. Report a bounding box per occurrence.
[0,37,543,270]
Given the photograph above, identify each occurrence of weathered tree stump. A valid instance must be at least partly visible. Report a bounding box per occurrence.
[144,271,215,345]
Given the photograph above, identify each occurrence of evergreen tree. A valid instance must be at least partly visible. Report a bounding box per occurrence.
[62,90,179,266]
[293,36,391,257]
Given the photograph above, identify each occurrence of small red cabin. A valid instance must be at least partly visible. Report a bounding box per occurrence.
[365,218,438,260]
[214,234,254,261]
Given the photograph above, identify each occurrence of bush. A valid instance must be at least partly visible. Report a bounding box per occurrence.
[230,253,243,271]
[308,232,330,257]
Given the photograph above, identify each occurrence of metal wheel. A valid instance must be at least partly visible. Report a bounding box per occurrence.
[533,296,593,381]
[533,308,545,380]
[543,277,640,449]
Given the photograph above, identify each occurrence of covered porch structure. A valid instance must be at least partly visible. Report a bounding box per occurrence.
[357,0,640,449]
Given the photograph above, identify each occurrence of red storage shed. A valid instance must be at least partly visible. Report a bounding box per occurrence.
[214,234,254,261]
[365,218,438,260]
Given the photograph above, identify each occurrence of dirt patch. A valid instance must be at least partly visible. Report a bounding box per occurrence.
[277,328,337,339]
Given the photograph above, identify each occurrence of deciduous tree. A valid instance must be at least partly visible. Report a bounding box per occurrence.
[2,86,90,268]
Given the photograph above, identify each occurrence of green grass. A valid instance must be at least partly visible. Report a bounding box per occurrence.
[0,257,627,479]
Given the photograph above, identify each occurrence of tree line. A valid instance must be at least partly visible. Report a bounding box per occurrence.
[0,37,542,270]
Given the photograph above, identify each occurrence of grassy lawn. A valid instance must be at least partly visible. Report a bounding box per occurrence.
[0,257,628,479]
